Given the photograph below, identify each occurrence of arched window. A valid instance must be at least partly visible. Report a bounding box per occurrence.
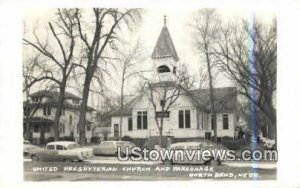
[157,65,171,73]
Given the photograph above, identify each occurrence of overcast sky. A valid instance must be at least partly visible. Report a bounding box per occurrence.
[24,8,276,108]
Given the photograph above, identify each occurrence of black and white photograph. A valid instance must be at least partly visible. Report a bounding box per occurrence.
[1,0,300,187]
[21,7,277,181]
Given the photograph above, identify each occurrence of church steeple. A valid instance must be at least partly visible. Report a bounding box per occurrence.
[151,16,179,62]
[151,16,179,83]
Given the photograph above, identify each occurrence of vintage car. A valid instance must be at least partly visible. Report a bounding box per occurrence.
[162,141,227,166]
[92,141,136,156]
[28,141,94,162]
[23,140,42,158]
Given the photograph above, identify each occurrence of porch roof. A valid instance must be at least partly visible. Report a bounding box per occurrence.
[24,117,54,124]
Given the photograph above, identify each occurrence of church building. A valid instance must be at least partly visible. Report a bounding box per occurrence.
[110,17,238,141]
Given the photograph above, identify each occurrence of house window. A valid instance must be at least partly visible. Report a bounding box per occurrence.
[73,99,79,105]
[156,111,170,118]
[137,111,147,130]
[47,106,51,115]
[185,110,190,128]
[43,106,47,115]
[34,125,39,133]
[178,110,191,128]
[211,114,216,130]
[114,124,119,137]
[87,124,91,131]
[223,114,229,130]
[128,117,133,131]
[32,97,42,103]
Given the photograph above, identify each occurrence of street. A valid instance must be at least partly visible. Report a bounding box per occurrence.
[24,156,277,181]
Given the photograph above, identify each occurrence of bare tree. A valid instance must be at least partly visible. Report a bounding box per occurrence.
[116,40,148,140]
[139,69,194,147]
[74,8,143,145]
[190,9,221,142]
[23,9,78,141]
[23,55,57,140]
[214,18,277,143]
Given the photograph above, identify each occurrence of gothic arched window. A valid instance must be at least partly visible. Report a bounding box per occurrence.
[158,65,171,73]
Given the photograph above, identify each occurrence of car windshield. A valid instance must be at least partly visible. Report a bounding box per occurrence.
[67,143,81,150]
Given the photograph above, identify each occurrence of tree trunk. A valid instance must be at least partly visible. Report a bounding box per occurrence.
[24,88,31,140]
[159,116,164,147]
[53,83,66,141]
[119,77,125,140]
[153,114,161,148]
[159,126,163,148]
[78,75,92,146]
[205,51,217,142]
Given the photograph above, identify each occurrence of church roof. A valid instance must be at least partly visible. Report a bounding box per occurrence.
[189,87,238,113]
[151,24,179,61]
[110,86,237,117]
[109,97,140,116]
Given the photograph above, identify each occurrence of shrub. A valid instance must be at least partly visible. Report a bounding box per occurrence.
[222,138,247,150]
[91,136,101,144]
[132,138,147,148]
[59,136,75,141]
[222,136,234,142]
[122,136,134,142]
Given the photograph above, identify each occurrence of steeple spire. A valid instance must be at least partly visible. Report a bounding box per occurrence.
[151,15,179,61]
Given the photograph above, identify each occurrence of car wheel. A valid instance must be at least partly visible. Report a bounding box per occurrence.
[31,155,40,162]
[163,159,173,165]
[64,158,73,162]
[209,159,218,167]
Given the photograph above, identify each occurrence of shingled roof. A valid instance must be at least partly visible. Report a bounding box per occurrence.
[151,25,179,61]
[110,97,140,117]
[110,86,237,117]
[30,90,81,100]
[28,90,95,111]
[189,87,238,113]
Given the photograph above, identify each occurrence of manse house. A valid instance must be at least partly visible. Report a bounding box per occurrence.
[23,90,96,144]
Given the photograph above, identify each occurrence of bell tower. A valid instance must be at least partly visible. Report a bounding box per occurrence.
[151,16,179,83]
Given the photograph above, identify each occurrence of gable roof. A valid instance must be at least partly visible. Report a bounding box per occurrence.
[110,86,237,117]
[30,90,81,100]
[110,97,140,117]
[151,25,179,61]
[189,87,238,113]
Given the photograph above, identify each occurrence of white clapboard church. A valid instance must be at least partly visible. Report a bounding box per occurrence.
[110,17,238,141]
